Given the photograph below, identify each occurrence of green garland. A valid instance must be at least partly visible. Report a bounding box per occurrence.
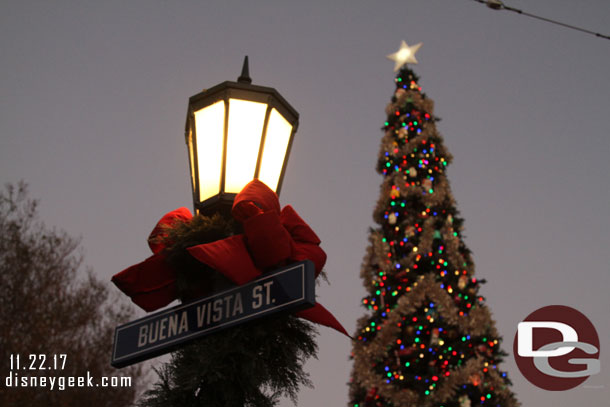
[138,213,319,407]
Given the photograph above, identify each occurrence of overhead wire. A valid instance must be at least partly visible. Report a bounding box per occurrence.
[472,0,610,41]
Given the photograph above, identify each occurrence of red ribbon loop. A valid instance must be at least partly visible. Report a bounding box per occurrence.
[147,206,193,254]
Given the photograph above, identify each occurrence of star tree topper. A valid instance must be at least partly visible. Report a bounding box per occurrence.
[386,40,423,71]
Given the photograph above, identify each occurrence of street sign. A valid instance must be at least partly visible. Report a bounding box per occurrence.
[111,260,315,368]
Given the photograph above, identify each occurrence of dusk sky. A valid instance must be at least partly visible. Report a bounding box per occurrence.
[1,1,608,406]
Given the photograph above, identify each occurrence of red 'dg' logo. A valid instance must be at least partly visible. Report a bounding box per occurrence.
[513,305,600,390]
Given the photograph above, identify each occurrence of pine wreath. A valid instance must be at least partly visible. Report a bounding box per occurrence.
[138,213,319,407]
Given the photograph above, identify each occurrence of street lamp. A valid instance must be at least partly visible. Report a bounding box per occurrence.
[111,58,346,372]
[185,57,299,216]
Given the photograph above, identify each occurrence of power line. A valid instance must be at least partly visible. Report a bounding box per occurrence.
[472,0,610,41]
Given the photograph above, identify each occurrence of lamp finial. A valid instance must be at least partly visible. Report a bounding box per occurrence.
[237,56,252,84]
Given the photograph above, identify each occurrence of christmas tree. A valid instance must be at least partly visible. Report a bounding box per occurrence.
[347,42,519,407]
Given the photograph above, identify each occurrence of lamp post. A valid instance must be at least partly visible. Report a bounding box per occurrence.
[185,56,299,217]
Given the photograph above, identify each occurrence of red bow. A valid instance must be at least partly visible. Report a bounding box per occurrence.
[111,180,347,336]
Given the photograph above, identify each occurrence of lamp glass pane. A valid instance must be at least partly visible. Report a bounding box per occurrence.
[187,128,197,196]
[225,98,267,193]
[194,100,225,202]
[258,108,292,191]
